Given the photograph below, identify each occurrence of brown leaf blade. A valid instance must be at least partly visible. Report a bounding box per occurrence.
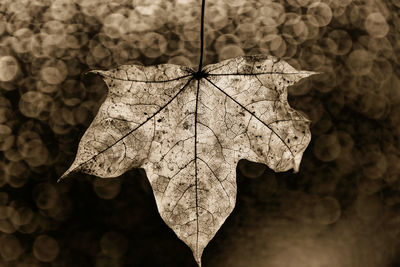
[60,55,315,266]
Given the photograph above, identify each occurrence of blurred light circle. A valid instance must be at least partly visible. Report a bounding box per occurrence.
[60,80,87,107]
[259,2,286,28]
[0,56,19,82]
[223,0,245,7]
[33,183,59,210]
[0,234,23,261]
[139,32,167,58]
[33,235,60,262]
[168,55,192,66]
[205,3,229,31]
[100,231,128,258]
[10,207,34,226]
[218,45,244,61]
[346,49,373,76]
[93,178,122,200]
[0,206,15,220]
[313,196,341,225]
[7,161,30,188]
[238,159,266,179]
[0,219,16,234]
[19,91,54,120]
[307,2,332,27]
[313,133,341,162]
[40,64,67,85]
[50,0,77,21]
[365,12,389,38]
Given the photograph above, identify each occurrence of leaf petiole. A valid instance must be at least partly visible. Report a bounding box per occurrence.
[197,0,206,73]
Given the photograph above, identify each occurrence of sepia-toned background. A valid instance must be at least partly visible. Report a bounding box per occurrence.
[0,0,400,266]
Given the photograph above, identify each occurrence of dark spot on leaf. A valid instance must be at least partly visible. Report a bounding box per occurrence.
[183,121,190,130]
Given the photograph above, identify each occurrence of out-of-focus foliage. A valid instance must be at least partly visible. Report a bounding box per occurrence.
[0,0,399,266]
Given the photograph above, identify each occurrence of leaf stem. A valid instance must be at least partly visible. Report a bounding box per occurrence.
[198,0,206,72]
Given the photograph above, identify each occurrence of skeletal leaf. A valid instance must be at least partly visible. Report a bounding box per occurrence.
[60,55,315,266]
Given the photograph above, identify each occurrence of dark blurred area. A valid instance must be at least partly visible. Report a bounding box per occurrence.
[0,0,400,266]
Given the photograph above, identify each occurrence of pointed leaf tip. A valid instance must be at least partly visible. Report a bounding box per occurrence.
[299,70,320,77]
[198,249,204,266]
[306,70,322,76]
[58,162,80,182]
[58,169,72,183]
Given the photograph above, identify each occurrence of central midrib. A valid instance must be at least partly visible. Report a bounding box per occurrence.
[194,78,201,258]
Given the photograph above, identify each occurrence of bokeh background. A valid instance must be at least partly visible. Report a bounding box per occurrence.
[0,0,400,266]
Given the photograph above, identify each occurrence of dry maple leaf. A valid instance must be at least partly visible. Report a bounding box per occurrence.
[60,54,315,266]
[59,0,317,266]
